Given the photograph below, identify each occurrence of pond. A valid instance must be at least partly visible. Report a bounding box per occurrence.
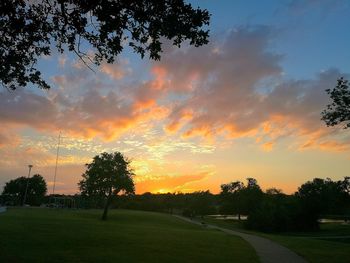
[207,214,248,220]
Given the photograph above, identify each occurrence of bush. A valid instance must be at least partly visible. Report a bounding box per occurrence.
[245,194,319,232]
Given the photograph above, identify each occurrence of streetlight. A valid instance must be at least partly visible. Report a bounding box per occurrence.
[23,165,33,206]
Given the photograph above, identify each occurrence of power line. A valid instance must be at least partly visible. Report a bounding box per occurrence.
[52,131,61,195]
[23,164,33,206]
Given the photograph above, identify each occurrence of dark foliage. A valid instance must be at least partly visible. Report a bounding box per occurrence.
[111,191,217,217]
[220,178,263,220]
[245,192,319,232]
[245,177,350,232]
[1,174,47,206]
[245,192,297,232]
[181,191,217,217]
[79,151,134,220]
[322,77,350,129]
[220,181,244,216]
[296,177,350,217]
[0,0,210,90]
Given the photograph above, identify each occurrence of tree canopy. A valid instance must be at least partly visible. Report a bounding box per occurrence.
[296,177,350,216]
[322,77,350,129]
[1,174,47,206]
[0,0,210,90]
[79,151,135,220]
[220,178,263,220]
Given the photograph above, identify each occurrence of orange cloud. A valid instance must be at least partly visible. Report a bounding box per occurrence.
[153,28,348,153]
[0,126,21,148]
[166,109,194,133]
[150,66,169,90]
[182,125,215,140]
[1,26,349,156]
[0,85,170,142]
[300,139,350,152]
[261,141,274,152]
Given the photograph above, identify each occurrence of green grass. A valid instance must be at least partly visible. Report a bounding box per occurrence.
[0,208,259,263]
[267,234,350,263]
[202,217,350,263]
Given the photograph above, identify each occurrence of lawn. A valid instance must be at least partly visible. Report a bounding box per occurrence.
[203,217,350,263]
[0,208,259,263]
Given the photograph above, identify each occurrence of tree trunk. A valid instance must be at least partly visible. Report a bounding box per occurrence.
[101,189,112,220]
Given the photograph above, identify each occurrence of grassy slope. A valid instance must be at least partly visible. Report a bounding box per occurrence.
[0,208,259,263]
[203,217,350,263]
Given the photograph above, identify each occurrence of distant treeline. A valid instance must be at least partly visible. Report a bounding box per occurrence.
[113,177,350,232]
[1,176,349,233]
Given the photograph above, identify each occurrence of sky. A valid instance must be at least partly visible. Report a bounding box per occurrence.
[1,0,350,195]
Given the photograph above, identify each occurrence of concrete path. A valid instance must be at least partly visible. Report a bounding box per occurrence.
[174,215,308,263]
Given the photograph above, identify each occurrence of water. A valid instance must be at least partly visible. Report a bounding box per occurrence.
[207,214,248,220]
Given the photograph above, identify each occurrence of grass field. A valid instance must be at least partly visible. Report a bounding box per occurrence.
[203,217,350,263]
[0,208,259,263]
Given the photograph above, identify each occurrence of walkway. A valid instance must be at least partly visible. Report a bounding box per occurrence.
[174,215,308,263]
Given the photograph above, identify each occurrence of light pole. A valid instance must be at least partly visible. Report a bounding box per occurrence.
[23,165,33,206]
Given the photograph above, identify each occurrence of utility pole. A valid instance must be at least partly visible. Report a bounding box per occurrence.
[23,164,33,206]
[52,131,61,196]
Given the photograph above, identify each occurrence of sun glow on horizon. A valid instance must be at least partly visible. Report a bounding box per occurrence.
[152,189,171,194]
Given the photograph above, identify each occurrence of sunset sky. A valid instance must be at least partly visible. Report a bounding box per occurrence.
[1,0,350,195]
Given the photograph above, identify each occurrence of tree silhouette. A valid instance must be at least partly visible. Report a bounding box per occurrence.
[79,152,134,220]
[322,77,350,129]
[0,0,210,90]
[296,177,349,216]
[238,178,264,216]
[220,178,263,220]
[2,174,47,206]
[220,181,244,219]
[183,191,216,218]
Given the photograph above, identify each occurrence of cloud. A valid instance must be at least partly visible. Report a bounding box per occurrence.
[151,27,349,152]
[0,91,58,129]
[260,69,350,149]
[261,142,274,152]
[0,126,20,148]
[156,26,281,138]
[100,59,131,80]
[0,85,168,141]
[300,138,350,152]
[0,25,348,155]
[58,55,67,67]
